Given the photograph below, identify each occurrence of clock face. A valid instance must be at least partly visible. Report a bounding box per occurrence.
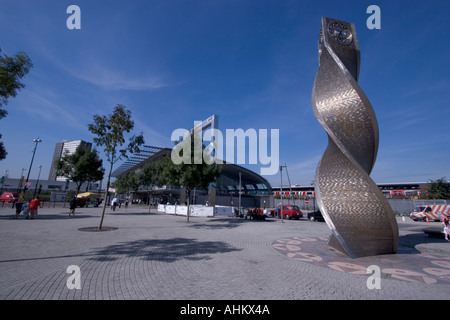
[328,22,353,45]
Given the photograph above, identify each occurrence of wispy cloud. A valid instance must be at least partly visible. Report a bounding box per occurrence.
[65,62,168,91]
[35,42,170,92]
[13,87,86,131]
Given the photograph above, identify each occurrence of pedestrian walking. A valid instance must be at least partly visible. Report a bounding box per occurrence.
[69,196,78,216]
[443,217,450,241]
[27,196,41,219]
[111,197,118,211]
[13,193,25,219]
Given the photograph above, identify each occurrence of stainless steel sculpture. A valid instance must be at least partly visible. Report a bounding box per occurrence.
[311,17,399,258]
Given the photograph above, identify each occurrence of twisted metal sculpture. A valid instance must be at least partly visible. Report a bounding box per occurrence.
[311,17,398,258]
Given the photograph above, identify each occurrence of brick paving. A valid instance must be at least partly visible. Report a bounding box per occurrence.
[1,203,450,301]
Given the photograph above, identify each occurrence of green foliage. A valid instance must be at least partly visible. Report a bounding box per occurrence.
[88,104,144,167]
[163,132,222,222]
[55,145,104,194]
[429,177,450,199]
[0,134,6,161]
[113,171,139,194]
[0,49,33,111]
[138,158,167,212]
[88,104,144,229]
[139,158,167,189]
[0,49,33,160]
[164,132,222,191]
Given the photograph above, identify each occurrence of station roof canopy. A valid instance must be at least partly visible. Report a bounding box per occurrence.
[111,145,272,193]
[111,145,169,177]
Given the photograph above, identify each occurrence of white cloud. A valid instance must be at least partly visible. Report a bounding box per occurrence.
[12,88,86,131]
[35,42,170,92]
[66,62,167,91]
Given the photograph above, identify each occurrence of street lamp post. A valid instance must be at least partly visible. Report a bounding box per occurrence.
[280,165,283,223]
[238,172,241,217]
[23,138,42,194]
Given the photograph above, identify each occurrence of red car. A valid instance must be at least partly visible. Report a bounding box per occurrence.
[0,192,19,203]
[272,204,303,220]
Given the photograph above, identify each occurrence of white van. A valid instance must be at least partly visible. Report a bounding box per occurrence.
[410,205,450,222]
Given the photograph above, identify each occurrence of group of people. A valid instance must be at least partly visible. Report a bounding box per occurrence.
[69,196,103,216]
[12,194,130,218]
[13,194,129,218]
[110,197,129,211]
[13,194,42,219]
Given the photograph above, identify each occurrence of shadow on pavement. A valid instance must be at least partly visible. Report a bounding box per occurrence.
[188,217,275,230]
[397,231,450,255]
[0,213,96,220]
[106,211,155,216]
[88,237,242,263]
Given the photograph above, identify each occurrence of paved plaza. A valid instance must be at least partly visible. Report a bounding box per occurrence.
[1,202,450,302]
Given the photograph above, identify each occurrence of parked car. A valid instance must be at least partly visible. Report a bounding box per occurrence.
[245,208,266,220]
[0,192,19,203]
[271,204,303,220]
[307,210,324,222]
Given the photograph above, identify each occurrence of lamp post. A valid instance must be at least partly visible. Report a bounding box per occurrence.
[23,138,42,194]
[280,165,283,223]
[238,172,241,217]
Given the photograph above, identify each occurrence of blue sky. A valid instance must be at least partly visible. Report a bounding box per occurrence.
[0,0,449,188]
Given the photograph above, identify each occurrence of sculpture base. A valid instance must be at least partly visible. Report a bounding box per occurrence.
[327,233,352,257]
[327,232,398,259]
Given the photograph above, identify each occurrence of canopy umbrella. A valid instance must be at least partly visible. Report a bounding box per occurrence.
[76,192,102,198]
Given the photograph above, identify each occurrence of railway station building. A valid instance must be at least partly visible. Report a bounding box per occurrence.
[111,146,273,209]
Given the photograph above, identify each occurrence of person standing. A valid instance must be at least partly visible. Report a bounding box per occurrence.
[443,217,450,241]
[69,196,78,216]
[111,197,118,211]
[14,193,25,219]
[27,196,41,219]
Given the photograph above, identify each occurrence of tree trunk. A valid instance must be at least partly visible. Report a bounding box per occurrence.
[99,162,113,230]
[76,183,82,196]
[148,189,151,213]
[187,188,191,223]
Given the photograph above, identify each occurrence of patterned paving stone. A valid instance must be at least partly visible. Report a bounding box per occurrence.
[1,204,450,300]
[272,236,450,284]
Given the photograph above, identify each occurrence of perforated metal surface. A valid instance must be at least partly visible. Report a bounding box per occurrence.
[311,17,399,258]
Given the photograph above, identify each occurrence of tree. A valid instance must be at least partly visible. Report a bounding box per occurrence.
[0,49,33,160]
[429,177,449,199]
[0,134,6,161]
[163,131,222,222]
[88,104,144,229]
[138,158,167,213]
[55,145,105,195]
[113,171,140,195]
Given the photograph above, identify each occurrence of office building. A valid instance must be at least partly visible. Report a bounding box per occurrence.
[48,140,92,181]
